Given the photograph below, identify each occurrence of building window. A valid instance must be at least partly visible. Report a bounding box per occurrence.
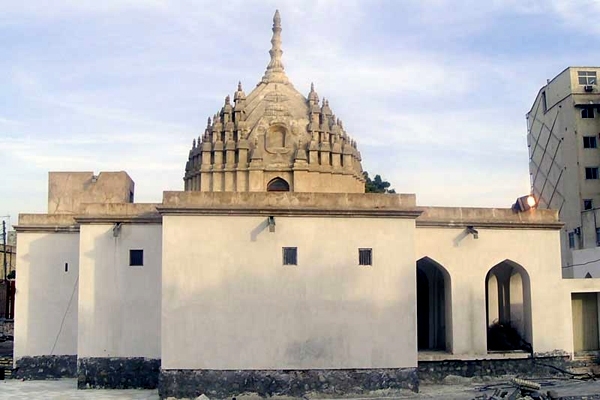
[282,247,297,265]
[585,167,599,179]
[569,232,575,249]
[596,228,600,246]
[584,199,593,210]
[578,71,597,85]
[541,91,547,113]
[584,136,597,148]
[358,248,372,266]
[64,262,69,272]
[582,108,595,119]
[267,177,290,192]
[129,249,144,266]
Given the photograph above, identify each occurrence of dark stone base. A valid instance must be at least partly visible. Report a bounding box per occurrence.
[14,355,77,379]
[77,357,160,389]
[159,368,418,399]
[418,355,570,382]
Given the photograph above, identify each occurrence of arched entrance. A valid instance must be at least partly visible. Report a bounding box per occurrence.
[417,257,452,352]
[485,260,532,352]
[267,177,290,192]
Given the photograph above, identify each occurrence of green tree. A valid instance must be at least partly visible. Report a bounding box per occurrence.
[363,171,396,193]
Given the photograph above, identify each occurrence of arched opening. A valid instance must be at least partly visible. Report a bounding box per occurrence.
[267,177,290,192]
[417,257,452,352]
[485,260,532,352]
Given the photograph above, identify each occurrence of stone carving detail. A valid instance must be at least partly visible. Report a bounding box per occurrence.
[183,10,365,193]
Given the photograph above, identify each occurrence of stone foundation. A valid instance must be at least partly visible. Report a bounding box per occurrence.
[77,357,160,389]
[418,355,570,382]
[14,355,77,379]
[158,368,418,399]
[0,355,12,379]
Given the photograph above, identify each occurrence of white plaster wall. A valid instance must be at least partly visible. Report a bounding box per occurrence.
[572,247,600,278]
[162,215,417,370]
[14,232,79,362]
[415,227,572,355]
[77,223,161,358]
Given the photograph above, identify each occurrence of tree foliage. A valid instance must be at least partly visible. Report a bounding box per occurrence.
[363,171,396,193]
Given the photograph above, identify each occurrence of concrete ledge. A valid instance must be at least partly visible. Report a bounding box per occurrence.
[158,368,418,399]
[418,355,570,382]
[77,357,160,389]
[14,355,77,379]
[162,191,417,209]
[416,207,562,229]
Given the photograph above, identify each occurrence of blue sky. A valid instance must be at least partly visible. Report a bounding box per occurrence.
[2,0,600,227]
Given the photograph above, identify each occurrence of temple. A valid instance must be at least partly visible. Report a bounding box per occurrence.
[12,10,600,400]
[183,10,364,193]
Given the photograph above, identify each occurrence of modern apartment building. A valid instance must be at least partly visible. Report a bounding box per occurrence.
[527,67,600,277]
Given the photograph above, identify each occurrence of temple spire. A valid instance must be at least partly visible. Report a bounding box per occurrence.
[262,10,289,84]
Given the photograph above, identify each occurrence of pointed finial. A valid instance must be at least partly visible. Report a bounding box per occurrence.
[238,81,242,91]
[207,116,211,127]
[311,82,314,91]
[193,138,196,148]
[262,10,289,84]
[225,95,231,105]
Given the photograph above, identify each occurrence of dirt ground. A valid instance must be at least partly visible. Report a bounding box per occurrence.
[0,376,600,400]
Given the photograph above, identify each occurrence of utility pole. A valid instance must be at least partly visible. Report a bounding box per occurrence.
[2,220,7,319]
[2,220,6,281]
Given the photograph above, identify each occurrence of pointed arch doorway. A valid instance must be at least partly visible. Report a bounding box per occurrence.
[417,257,452,352]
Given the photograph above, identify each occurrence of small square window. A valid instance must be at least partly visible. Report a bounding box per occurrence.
[584,136,597,148]
[582,108,595,119]
[282,247,297,265]
[359,248,372,266]
[584,199,593,210]
[129,249,144,266]
[585,167,599,180]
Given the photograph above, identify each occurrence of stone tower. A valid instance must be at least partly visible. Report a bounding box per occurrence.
[184,10,365,193]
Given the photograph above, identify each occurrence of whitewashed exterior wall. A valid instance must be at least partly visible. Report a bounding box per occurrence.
[14,232,80,362]
[415,226,572,355]
[161,215,417,370]
[77,223,161,359]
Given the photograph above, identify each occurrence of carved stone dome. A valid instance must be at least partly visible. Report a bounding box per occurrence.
[184,10,365,193]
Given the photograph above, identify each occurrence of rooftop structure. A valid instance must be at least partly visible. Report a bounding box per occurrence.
[183,11,364,194]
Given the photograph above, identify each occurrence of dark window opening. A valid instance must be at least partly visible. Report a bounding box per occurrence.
[541,91,547,113]
[267,177,290,192]
[586,167,599,180]
[582,108,595,119]
[584,136,598,148]
[596,228,600,246]
[569,232,575,249]
[584,199,593,210]
[282,247,297,265]
[64,262,68,272]
[586,272,593,278]
[359,248,372,266]
[129,191,134,203]
[130,249,144,266]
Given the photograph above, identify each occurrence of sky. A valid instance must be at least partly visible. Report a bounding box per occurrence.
[2,0,600,229]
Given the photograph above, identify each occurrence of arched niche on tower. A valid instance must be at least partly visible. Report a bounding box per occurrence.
[265,124,290,154]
